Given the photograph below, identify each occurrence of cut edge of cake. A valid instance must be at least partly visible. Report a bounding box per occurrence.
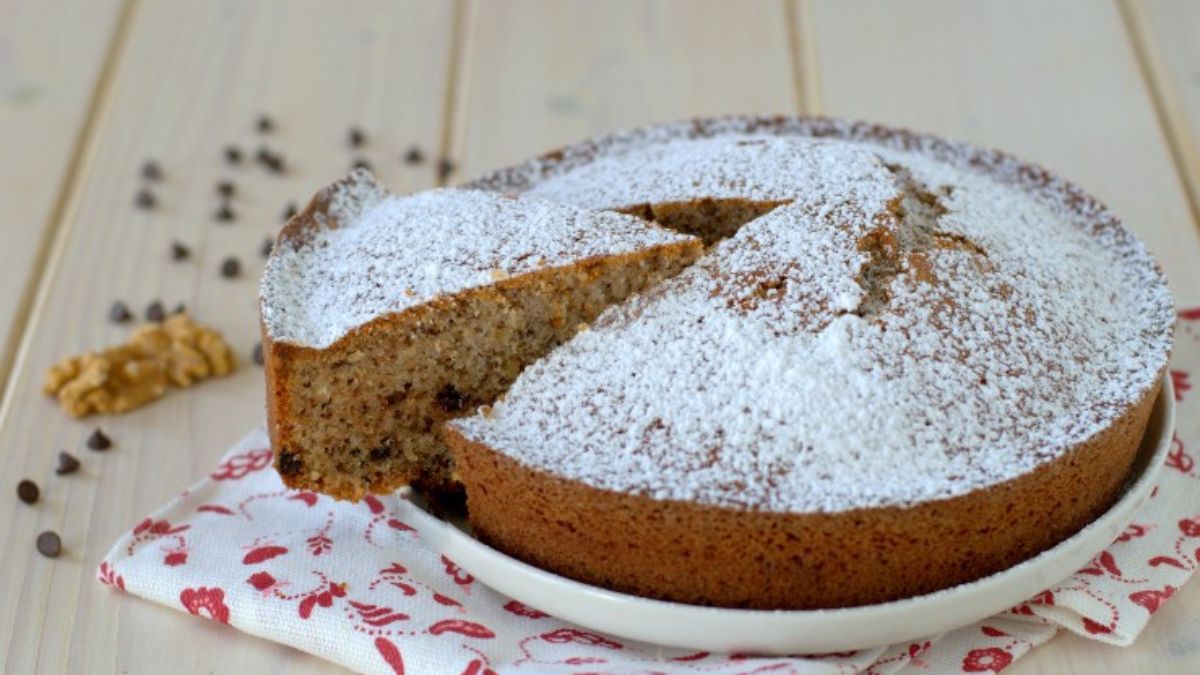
[259,171,705,500]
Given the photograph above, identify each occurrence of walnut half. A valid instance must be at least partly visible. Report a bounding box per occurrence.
[43,313,236,418]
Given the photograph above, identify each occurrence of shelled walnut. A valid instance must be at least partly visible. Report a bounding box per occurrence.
[43,313,235,417]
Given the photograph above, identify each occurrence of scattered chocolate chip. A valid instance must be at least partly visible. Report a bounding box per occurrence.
[278,452,301,476]
[369,447,391,461]
[172,302,187,315]
[224,145,243,165]
[348,127,366,147]
[403,145,425,165]
[251,342,264,366]
[145,300,166,322]
[220,256,241,279]
[282,202,298,221]
[134,189,157,209]
[216,180,236,198]
[215,203,235,222]
[140,160,163,181]
[170,240,191,261]
[17,479,39,504]
[435,384,468,413]
[255,146,286,173]
[55,452,80,475]
[260,236,274,258]
[86,428,112,451]
[352,157,372,172]
[256,114,274,133]
[436,157,456,181]
[37,531,62,558]
[109,300,132,324]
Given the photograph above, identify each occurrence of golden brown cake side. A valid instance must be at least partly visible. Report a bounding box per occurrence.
[445,374,1161,609]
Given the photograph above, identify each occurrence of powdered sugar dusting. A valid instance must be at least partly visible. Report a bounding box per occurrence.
[260,171,694,349]
[526,135,813,208]
[454,119,1174,514]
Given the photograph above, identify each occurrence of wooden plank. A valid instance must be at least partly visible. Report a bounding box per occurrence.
[452,0,800,179]
[0,0,127,391]
[0,0,455,672]
[798,1,1200,673]
[1123,0,1200,223]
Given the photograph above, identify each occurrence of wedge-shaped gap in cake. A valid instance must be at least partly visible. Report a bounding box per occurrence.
[615,198,790,246]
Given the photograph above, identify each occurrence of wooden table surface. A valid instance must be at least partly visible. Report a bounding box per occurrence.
[2,1,1198,672]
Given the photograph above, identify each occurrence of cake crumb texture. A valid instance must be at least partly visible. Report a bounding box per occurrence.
[260,172,701,499]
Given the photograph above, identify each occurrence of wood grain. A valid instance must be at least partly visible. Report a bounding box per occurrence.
[0,1,454,672]
[451,0,799,179]
[0,0,128,393]
[799,0,1200,672]
[1122,0,1200,222]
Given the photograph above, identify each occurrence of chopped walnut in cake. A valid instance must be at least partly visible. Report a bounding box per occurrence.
[43,313,235,417]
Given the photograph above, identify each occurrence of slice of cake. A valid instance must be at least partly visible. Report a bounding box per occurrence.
[259,170,701,500]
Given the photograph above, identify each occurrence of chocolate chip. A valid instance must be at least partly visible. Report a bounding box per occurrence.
[220,256,241,279]
[256,146,285,173]
[282,202,298,221]
[170,241,191,261]
[352,157,372,172]
[403,145,425,165]
[369,447,391,462]
[140,160,163,181]
[172,302,186,315]
[256,114,274,133]
[216,180,236,198]
[145,300,166,322]
[224,145,243,165]
[109,301,132,324]
[36,531,62,558]
[436,158,456,181]
[215,203,235,222]
[260,236,274,258]
[278,452,301,476]
[134,189,156,209]
[86,428,112,451]
[17,479,39,504]
[435,384,468,413]
[348,127,366,147]
[251,342,264,366]
[55,452,80,475]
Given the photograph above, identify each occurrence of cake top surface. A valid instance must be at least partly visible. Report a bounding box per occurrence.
[259,171,693,349]
[453,117,1175,514]
[524,135,810,208]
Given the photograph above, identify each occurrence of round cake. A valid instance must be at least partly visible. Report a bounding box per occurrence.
[444,116,1175,609]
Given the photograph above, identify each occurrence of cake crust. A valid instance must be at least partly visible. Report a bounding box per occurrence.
[446,375,1162,609]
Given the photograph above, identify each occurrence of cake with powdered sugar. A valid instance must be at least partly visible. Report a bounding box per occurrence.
[445,117,1175,609]
[259,170,702,499]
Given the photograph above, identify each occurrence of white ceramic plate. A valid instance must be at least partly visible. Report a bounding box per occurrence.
[406,375,1175,654]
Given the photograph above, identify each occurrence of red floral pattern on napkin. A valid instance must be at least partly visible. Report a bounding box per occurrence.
[100,309,1200,674]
